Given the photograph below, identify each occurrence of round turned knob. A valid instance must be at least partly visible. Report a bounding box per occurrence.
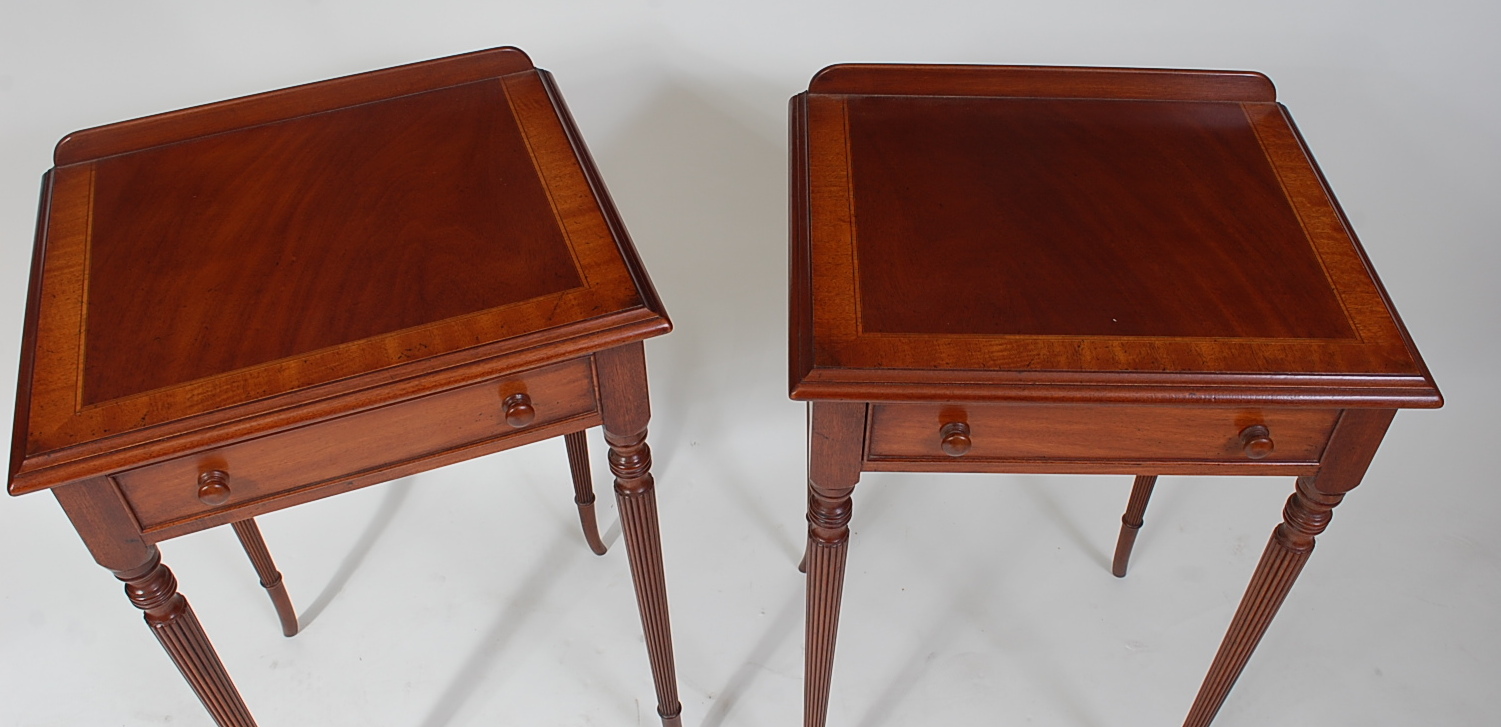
[940,421,972,457]
[503,393,536,428]
[1240,425,1275,460]
[197,470,232,506]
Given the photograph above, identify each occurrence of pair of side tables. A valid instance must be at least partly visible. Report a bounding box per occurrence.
[9,48,1439,727]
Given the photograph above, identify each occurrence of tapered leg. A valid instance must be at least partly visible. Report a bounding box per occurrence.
[53,479,259,727]
[1182,409,1394,727]
[597,343,682,727]
[565,431,609,555]
[231,519,298,637]
[1182,476,1334,726]
[805,487,852,727]
[1112,475,1158,577]
[119,547,258,727]
[803,402,868,727]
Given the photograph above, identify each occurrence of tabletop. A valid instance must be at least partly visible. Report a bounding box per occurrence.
[789,64,1439,409]
[10,47,669,495]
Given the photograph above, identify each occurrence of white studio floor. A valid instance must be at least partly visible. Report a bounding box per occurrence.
[2,2,1498,725]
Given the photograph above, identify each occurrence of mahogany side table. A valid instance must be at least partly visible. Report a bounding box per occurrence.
[789,64,1441,727]
[9,48,682,727]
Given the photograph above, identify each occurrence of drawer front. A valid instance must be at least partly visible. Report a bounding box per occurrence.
[116,357,596,530]
[866,404,1339,466]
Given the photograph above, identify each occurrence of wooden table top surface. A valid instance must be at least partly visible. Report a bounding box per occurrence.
[11,47,668,493]
[789,64,1439,408]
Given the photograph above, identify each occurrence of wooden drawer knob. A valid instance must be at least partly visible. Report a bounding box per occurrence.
[197,470,232,506]
[940,422,972,457]
[1240,425,1274,459]
[503,393,536,428]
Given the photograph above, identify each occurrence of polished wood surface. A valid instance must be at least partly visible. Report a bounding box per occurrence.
[803,401,867,727]
[113,357,595,535]
[597,343,683,727]
[51,48,537,165]
[230,518,298,637]
[808,63,1277,101]
[565,430,609,556]
[83,78,579,404]
[790,63,1441,727]
[13,51,665,493]
[1184,408,1393,726]
[848,97,1350,340]
[866,404,1337,470]
[12,48,681,727]
[120,548,257,727]
[1111,474,1158,578]
[790,66,1440,407]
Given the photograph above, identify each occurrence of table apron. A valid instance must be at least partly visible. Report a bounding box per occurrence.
[114,357,599,540]
[863,403,1340,473]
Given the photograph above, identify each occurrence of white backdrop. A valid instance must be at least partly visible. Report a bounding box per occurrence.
[2,2,1497,725]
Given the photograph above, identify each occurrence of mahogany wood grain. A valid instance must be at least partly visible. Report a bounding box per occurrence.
[537,69,670,321]
[12,49,666,493]
[850,97,1349,341]
[115,358,595,533]
[144,412,602,544]
[804,401,867,727]
[597,343,683,727]
[51,477,150,572]
[564,430,608,556]
[867,404,1336,465]
[1112,475,1158,578]
[13,48,678,727]
[82,79,578,405]
[230,519,298,637]
[54,48,536,165]
[789,67,1440,408]
[791,63,1441,727]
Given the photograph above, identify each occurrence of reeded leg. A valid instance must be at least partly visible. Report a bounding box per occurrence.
[597,343,682,727]
[119,547,258,727]
[805,484,853,727]
[1182,476,1335,726]
[53,479,259,727]
[565,430,609,555]
[231,519,298,637]
[1112,475,1158,577]
[1182,409,1394,727]
[803,401,867,727]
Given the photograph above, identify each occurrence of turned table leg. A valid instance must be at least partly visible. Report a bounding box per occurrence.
[1112,475,1158,577]
[1182,409,1394,727]
[54,478,258,727]
[597,343,682,727]
[119,548,258,727]
[231,519,298,637]
[803,402,867,727]
[565,430,609,555]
